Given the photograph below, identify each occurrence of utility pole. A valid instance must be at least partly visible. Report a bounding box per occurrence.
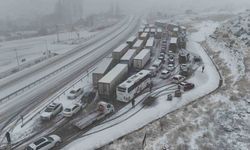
[56,24,60,42]
[45,40,49,58]
[14,49,20,68]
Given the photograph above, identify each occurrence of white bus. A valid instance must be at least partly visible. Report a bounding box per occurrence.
[116,70,151,102]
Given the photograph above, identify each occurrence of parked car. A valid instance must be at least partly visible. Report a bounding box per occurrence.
[40,103,63,120]
[160,70,171,79]
[160,52,165,58]
[179,81,195,91]
[172,75,186,84]
[63,103,82,117]
[25,135,61,150]
[168,56,175,64]
[167,63,175,71]
[67,88,83,99]
[81,91,96,104]
[158,56,165,63]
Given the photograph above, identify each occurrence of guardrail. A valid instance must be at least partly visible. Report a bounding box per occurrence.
[0,17,131,103]
[0,16,139,149]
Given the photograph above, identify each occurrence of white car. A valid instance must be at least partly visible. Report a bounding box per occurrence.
[67,88,83,99]
[172,75,186,84]
[63,103,82,117]
[25,135,61,150]
[167,63,175,71]
[160,70,171,79]
[40,103,63,120]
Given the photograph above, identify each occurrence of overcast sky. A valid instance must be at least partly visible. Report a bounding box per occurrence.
[0,0,250,20]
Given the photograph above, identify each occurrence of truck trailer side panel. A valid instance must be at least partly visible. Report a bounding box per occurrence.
[133,49,151,70]
[98,64,128,100]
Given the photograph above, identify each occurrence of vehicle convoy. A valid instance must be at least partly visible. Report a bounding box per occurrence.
[25,134,61,150]
[40,103,63,120]
[116,70,151,102]
[72,101,114,130]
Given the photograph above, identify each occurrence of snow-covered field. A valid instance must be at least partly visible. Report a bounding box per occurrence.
[101,12,250,150]
[0,29,97,75]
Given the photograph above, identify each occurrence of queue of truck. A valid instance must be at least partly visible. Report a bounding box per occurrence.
[38,21,196,136]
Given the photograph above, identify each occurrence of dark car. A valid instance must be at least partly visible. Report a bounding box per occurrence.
[179,82,195,91]
[81,91,96,104]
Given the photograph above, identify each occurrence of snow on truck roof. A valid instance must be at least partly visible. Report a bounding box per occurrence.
[113,43,129,53]
[118,70,150,88]
[146,38,154,47]
[121,49,137,61]
[170,37,178,44]
[133,39,144,48]
[134,49,150,60]
[127,36,137,43]
[140,32,148,38]
[93,57,113,74]
[98,64,127,84]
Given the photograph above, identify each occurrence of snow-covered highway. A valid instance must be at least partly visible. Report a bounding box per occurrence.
[0,16,139,129]
[0,16,132,102]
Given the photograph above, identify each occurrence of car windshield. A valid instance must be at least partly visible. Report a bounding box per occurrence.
[34,138,46,145]
[26,146,34,150]
[70,90,76,94]
[64,108,71,112]
[44,107,53,112]
[46,136,54,142]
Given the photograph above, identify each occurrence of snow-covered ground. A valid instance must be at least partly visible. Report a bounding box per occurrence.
[0,17,120,80]
[62,22,221,150]
[0,29,97,76]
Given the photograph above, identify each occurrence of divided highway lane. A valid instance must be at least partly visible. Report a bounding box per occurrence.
[0,17,130,102]
[0,16,139,130]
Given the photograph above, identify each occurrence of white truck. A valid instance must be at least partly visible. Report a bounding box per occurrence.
[72,101,115,130]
